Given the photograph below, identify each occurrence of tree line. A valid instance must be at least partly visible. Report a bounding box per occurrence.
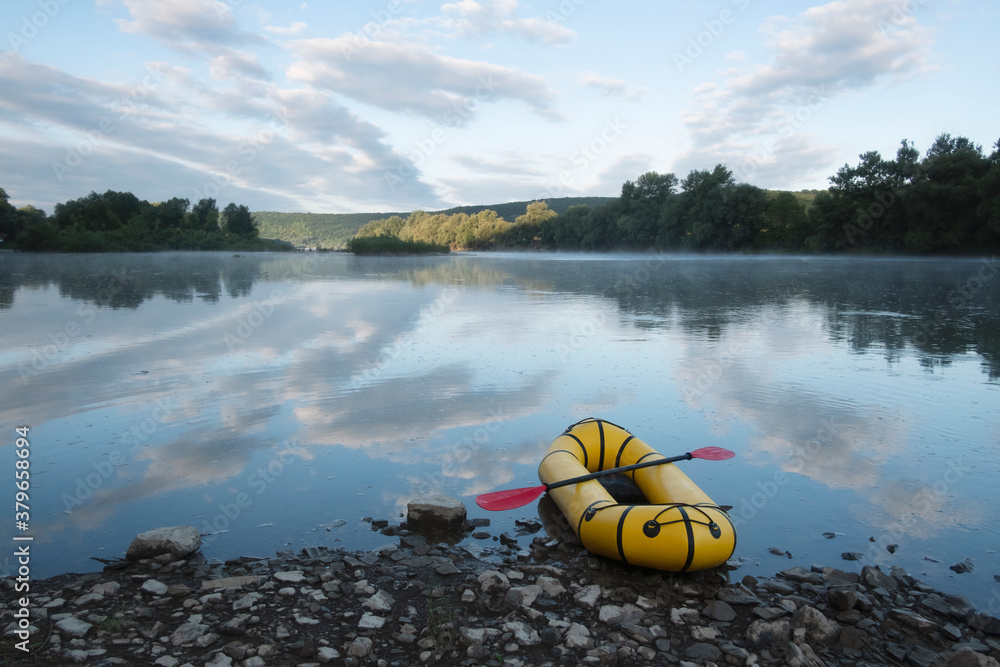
[0,189,291,252]
[354,133,1000,254]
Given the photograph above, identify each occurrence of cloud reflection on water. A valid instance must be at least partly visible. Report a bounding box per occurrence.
[0,252,997,595]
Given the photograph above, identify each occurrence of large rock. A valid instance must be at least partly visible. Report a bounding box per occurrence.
[126,525,202,562]
[795,605,841,644]
[935,648,1000,667]
[746,618,792,648]
[406,495,467,530]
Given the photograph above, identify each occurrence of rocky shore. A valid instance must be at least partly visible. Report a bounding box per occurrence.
[3,511,1000,667]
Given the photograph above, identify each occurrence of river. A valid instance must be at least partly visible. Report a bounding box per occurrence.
[1,251,997,610]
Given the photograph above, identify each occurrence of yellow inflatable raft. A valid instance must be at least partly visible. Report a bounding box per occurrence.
[538,418,736,572]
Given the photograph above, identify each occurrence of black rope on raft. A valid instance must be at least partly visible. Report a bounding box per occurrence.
[642,503,727,539]
[563,416,632,434]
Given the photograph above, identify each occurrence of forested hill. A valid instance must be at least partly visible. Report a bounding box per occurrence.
[252,196,613,249]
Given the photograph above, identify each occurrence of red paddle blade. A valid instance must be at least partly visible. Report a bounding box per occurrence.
[690,446,735,461]
[476,485,546,511]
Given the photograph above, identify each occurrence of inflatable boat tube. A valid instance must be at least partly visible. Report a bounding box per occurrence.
[537,418,736,572]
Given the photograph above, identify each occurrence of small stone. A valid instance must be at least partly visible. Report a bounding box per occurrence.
[671,607,700,625]
[55,617,93,638]
[72,593,104,606]
[435,561,461,575]
[170,622,210,646]
[702,600,736,622]
[573,584,601,608]
[223,642,248,660]
[718,586,762,606]
[363,590,394,612]
[861,565,899,593]
[200,576,264,590]
[273,570,305,583]
[316,646,341,663]
[90,581,121,596]
[828,587,857,611]
[126,525,202,561]
[746,618,792,648]
[598,603,643,626]
[564,623,593,650]
[232,593,262,611]
[967,613,1000,636]
[406,495,467,529]
[141,579,169,596]
[753,606,789,621]
[779,566,824,585]
[889,608,939,632]
[841,551,864,560]
[204,655,233,667]
[950,558,975,574]
[936,648,1000,666]
[219,614,250,636]
[942,623,964,641]
[347,637,372,658]
[795,606,841,644]
[502,621,540,645]
[684,642,722,662]
[478,570,510,595]
[839,625,868,650]
[536,576,566,598]
[358,612,386,630]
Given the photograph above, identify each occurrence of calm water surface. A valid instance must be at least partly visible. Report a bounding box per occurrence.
[1,251,998,609]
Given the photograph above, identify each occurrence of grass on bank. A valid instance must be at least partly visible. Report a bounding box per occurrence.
[347,235,450,255]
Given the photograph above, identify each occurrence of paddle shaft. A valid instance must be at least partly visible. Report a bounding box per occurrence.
[544,452,692,491]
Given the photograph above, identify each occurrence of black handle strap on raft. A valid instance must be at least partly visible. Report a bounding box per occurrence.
[564,416,632,434]
[642,503,729,540]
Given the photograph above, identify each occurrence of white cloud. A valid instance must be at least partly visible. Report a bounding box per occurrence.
[439,0,575,44]
[115,0,244,47]
[264,21,308,35]
[577,71,646,100]
[287,37,561,121]
[115,0,270,83]
[673,0,935,187]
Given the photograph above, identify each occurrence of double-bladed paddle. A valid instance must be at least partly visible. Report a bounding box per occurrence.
[475,446,735,511]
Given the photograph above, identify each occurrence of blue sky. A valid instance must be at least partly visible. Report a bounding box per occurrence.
[2,0,997,213]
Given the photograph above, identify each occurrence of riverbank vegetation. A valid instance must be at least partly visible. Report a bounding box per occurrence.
[346,235,450,255]
[253,197,612,249]
[351,133,999,254]
[0,190,292,252]
[4,133,995,254]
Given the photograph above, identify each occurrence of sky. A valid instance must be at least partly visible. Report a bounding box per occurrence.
[2,0,998,214]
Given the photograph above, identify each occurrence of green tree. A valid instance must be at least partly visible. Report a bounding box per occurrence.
[758,192,809,249]
[977,139,1000,239]
[222,203,258,237]
[618,171,677,245]
[509,201,557,246]
[900,134,989,252]
[721,183,767,250]
[191,198,219,231]
[0,188,19,245]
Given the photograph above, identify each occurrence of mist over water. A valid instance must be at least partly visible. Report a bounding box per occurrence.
[1,251,997,608]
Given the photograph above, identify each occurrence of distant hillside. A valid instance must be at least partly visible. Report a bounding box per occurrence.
[771,189,825,208]
[253,211,406,249]
[253,196,614,249]
[430,196,615,220]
